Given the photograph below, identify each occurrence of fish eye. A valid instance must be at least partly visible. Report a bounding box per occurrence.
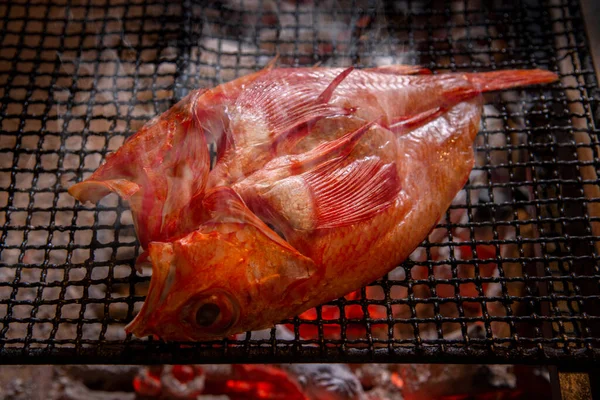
[196,303,220,327]
[190,290,239,334]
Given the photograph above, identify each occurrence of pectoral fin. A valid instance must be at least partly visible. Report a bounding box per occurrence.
[304,157,401,229]
[288,121,377,174]
[202,186,309,256]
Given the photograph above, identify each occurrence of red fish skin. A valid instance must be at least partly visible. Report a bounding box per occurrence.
[230,98,482,324]
[67,65,558,341]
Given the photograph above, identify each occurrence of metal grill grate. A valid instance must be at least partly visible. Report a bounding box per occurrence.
[1,0,599,366]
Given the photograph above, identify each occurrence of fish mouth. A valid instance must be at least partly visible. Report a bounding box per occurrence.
[125,241,176,339]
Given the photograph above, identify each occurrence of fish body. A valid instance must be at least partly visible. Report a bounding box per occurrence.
[68,65,557,341]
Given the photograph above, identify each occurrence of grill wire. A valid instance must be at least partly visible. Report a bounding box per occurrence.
[0,0,599,366]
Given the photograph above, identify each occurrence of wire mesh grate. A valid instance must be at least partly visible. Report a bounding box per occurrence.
[0,0,599,365]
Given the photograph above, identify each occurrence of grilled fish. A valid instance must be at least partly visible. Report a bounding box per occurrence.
[68,64,557,341]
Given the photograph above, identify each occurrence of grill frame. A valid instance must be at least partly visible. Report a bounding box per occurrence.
[0,0,599,366]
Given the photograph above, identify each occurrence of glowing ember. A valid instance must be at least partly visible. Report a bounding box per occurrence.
[133,364,307,400]
[390,372,404,390]
[289,288,388,340]
[171,365,199,384]
[133,367,162,397]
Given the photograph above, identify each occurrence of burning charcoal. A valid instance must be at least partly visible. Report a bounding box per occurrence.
[476,365,517,389]
[0,366,56,400]
[405,119,534,336]
[515,365,552,398]
[352,364,391,391]
[135,364,308,399]
[352,364,404,400]
[133,366,164,398]
[201,365,234,379]
[160,365,206,399]
[219,365,308,400]
[282,364,366,400]
[399,363,517,400]
[289,287,389,341]
[58,380,135,400]
[396,325,513,400]
[365,386,403,400]
[411,0,511,68]
[59,365,138,393]
[240,325,296,341]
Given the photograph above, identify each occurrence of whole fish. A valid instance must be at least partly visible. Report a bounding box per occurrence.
[68,64,557,341]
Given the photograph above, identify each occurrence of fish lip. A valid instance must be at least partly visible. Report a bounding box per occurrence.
[125,241,175,338]
[124,311,148,338]
[124,294,153,339]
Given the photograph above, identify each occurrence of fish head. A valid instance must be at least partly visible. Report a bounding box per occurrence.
[125,188,317,341]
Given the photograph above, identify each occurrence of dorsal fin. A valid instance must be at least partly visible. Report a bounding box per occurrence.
[269,68,355,152]
[315,67,353,103]
[234,68,356,155]
[264,54,280,70]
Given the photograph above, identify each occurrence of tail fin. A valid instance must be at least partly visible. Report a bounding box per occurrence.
[462,69,559,93]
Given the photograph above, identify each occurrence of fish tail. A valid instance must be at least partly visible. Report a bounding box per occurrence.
[463,69,559,92]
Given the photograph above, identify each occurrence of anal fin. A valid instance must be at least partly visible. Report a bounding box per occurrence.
[388,88,475,134]
[289,120,377,175]
[388,107,445,134]
[202,186,304,255]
